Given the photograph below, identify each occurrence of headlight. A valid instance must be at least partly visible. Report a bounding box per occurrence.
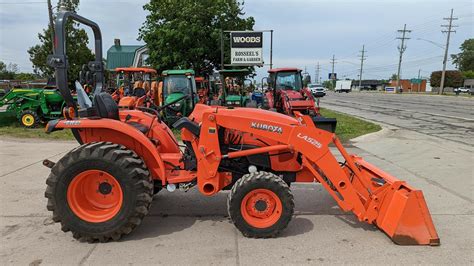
[226,101,232,105]
[172,102,181,107]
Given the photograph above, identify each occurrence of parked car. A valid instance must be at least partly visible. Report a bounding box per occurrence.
[308,83,326,97]
[454,87,470,94]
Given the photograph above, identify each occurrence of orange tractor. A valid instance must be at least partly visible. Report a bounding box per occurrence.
[109,67,160,109]
[44,11,439,245]
[195,76,210,104]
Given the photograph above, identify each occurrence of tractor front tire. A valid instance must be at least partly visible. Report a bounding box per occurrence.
[20,110,39,128]
[228,172,294,238]
[45,142,153,242]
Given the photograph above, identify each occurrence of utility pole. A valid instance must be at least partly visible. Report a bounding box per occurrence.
[270,30,273,70]
[315,62,320,84]
[330,55,337,89]
[358,45,367,91]
[47,0,55,54]
[439,9,457,95]
[417,69,421,92]
[396,24,411,93]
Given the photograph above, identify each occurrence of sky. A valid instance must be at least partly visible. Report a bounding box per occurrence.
[0,0,473,82]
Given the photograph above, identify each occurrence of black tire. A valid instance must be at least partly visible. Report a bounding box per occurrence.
[227,171,294,238]
[19,110,40,128]
[153,184,163,195]
[45,142,153,242]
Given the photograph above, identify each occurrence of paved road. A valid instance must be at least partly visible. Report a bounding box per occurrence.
[321,92,474,146]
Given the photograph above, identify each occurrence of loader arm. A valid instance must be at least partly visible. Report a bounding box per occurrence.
[186,105,439,245]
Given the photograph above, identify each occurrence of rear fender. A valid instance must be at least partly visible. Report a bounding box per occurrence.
[47,119,166,183]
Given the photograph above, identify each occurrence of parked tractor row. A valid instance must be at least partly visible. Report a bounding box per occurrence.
[1,60,327,129]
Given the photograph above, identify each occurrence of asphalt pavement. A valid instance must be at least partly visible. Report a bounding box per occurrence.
[1,93,473,264]
[321,92,474,146]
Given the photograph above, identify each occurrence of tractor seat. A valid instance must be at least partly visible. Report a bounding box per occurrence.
[93,93,149,134]
[127,121,149,134]
[172,117,200,137]
[134,88,146,97]
[94,92,119,120]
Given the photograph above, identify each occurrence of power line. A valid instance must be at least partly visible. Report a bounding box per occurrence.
[439,9,458,95]
[395,24,411,92]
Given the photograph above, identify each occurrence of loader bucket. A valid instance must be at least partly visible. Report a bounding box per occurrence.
[376,185,440,245]
[353,157,440,246]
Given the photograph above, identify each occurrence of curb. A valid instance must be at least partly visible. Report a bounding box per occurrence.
[351,126,392,143]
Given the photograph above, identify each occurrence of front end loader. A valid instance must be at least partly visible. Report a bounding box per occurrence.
[43,11,439,245]
[0,86,66,128]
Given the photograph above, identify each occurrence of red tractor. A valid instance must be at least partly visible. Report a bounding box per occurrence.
[263,68,319,116]
[43,11,439,245]
[195,76,210,104]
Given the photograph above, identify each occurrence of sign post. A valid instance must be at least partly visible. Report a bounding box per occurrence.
[230,31,263,66]
[220,30,273,69]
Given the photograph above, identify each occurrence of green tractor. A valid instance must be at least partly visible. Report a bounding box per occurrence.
[215,69,256,107]
[0,87,66,128]
[161,69,198,125]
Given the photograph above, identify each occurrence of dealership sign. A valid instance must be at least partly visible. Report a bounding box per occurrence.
[230,31,263,65]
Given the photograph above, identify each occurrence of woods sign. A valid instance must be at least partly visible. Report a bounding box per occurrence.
[230,32,263,66]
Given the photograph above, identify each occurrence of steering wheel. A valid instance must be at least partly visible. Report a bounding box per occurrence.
[136,95,189,123]
[156,94,189,112]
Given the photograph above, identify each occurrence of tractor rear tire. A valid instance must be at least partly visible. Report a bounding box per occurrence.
[227,171,294,238]
[45,142,153,242]
[19,110,39,128]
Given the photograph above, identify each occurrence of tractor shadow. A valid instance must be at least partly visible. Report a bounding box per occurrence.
[122,183,375,242]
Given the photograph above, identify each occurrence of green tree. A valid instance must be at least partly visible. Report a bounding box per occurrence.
[27,0,94,80]
[390,73,398,80]
[451,39,474,71]
[430,70,464,88]
[0,61,16,80]
[14,73,40,81]
[462,70,474,79]
[139,0,255,75]
[322,80,333,90]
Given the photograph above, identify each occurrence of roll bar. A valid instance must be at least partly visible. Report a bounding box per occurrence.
[47,11,104,111]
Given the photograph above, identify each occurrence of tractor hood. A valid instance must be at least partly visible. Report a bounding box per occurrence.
[282,89,304,100]
[225,95,243,102]
[225,95,246,106]
[165,92,187,112]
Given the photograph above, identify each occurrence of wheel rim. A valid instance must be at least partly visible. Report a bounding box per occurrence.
[21,114,35,126]
[241,188,283,229]
[67,170,123,223]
